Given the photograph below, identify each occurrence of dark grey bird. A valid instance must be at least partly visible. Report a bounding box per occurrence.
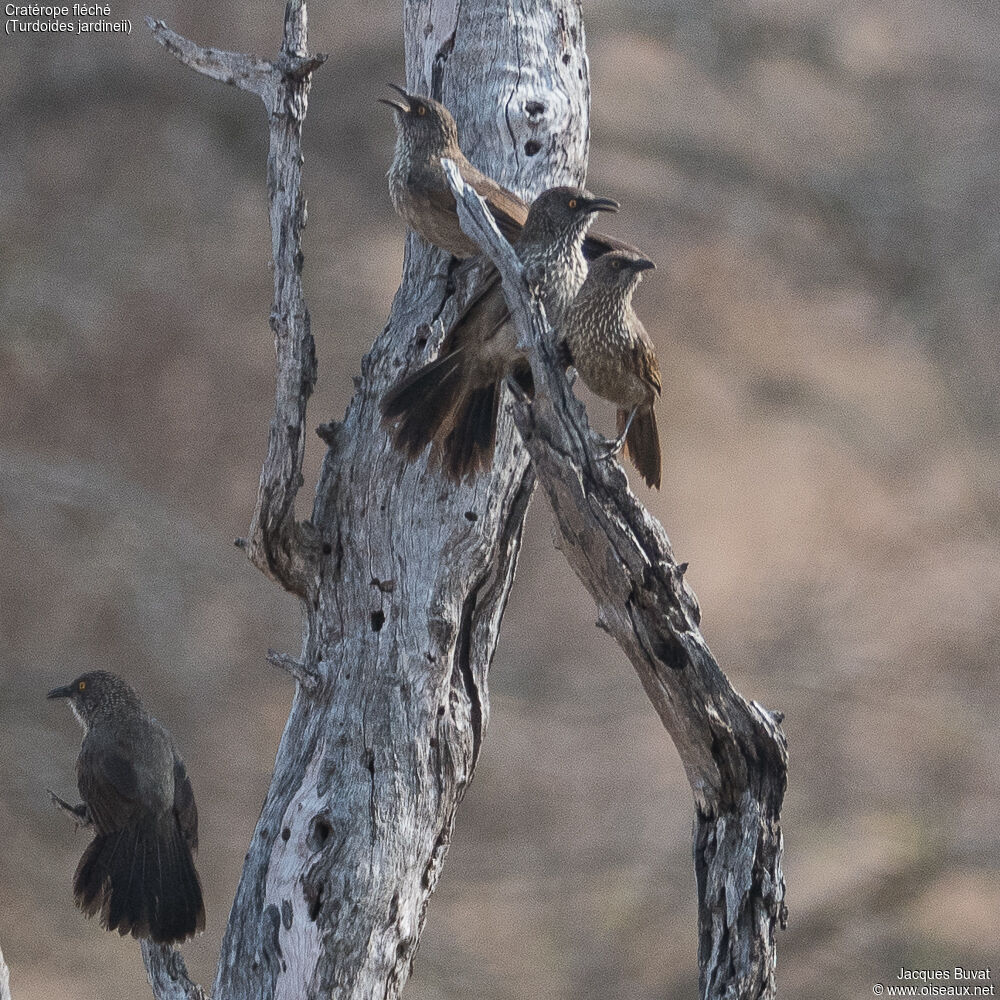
[562,250,662,489]
[48,670,205,945]
[381,186,618,480]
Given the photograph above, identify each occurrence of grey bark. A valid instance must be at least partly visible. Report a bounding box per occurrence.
[444,162,788,999]
[144,0,590,998]
[110,1,787,999]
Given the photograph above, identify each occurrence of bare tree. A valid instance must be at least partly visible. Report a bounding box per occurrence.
[26,0,788,998]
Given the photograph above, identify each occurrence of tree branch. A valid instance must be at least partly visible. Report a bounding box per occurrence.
[48,790,91,828]
[148,4,326,599]
[266,648,321,693]
[141,943,209,1000]
[443,161,789,1000]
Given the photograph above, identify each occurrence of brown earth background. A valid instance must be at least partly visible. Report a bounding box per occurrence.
[2,1,998,997]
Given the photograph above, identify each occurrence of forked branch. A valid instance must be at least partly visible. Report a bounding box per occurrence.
[148,4,326,599]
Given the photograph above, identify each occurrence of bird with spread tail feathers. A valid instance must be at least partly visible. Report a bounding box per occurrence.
[48,670,205,945]
[381,185,618,480]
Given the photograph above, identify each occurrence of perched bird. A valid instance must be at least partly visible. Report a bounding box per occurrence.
[562,250,662,489]
[48,671,205,945]
[380,85,527,258]
[382,186,618,480]
[379,85,632,260]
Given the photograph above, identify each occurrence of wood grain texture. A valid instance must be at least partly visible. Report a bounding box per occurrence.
[443,159,789,1000]
[150,0,590,997]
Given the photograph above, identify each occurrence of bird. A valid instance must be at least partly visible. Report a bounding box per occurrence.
[381,186,619,480]
[379,85,634,261]
[48,670,205,945]
[561,249,662,489]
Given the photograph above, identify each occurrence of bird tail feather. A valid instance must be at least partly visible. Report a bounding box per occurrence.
[440,379,501,481]
[74,815,205,944]
[620,405,661,490]
[381,348,468,459]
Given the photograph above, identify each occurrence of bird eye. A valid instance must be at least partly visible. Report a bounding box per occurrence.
[611,260,621,270]
[567,198,578,209]
[416,105,426,117]
[78,680,86,691]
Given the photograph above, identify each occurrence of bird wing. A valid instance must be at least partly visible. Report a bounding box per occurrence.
[444,266,509,354]
[173,755,199,853]
[460,161,530,244]
[77,745,142,834]
[631,316,662,397]
[583,229,644,260]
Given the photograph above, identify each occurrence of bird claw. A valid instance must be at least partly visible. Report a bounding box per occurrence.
[596,432,628,461]
[49,790,92,829]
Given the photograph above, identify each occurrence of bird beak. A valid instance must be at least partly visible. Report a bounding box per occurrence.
[378,83,411,114]
[582,196,619,214]
[47,684,74,700]
[631,257,656,272]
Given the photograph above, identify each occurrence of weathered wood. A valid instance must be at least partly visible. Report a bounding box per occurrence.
[443,160,789,1000]
[150,0,591,997]
[149,4,325,600]
[145,0,787,995]
[141,943,209,1000]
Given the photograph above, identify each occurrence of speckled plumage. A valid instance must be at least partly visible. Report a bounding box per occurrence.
[382,187,618,479]
[563,251,663,488]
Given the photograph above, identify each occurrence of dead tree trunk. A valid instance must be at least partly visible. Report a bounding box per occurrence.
[142,0,592,998]
[26,1,787,999]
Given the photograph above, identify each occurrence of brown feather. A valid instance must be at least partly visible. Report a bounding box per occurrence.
[620,405,662,490]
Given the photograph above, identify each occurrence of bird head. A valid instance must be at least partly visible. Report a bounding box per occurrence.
[379,85,460,156]
[48,670,140,730]
[589,249,656,295]
[520,186,619,248]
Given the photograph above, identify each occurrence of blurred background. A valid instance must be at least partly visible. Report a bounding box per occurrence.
[2,1,998,997]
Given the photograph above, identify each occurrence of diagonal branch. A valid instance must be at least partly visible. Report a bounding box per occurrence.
[443,159,789,1000]
[148,4,327,599]
[48,790,91,828]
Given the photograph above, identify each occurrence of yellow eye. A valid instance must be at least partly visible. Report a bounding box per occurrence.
[567,198,578,209]
[416,105,426,117]
[611,260,621,270]
[78,680,86,691]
